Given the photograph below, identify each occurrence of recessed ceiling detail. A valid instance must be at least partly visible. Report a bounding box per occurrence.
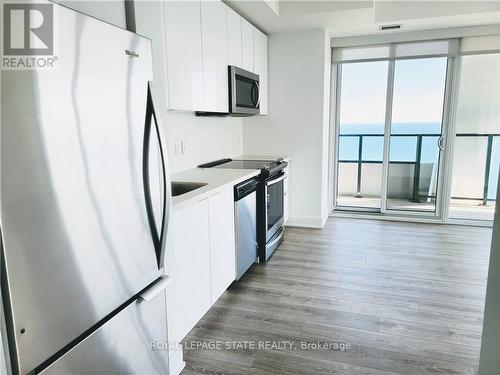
[224,0,500,36]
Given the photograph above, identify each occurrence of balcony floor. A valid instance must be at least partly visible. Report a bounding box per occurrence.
[336,195,495,221]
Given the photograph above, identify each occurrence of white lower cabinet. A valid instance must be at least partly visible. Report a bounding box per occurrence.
[166,186,236,345]
[208,187,236,304]
[166,199,211,343]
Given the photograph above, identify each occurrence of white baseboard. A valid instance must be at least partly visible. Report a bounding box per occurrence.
[285,215,326,229]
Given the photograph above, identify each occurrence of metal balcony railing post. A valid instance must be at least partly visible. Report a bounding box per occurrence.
[482,135,494,206]
[356,135,363,198]
[412,135,423,203]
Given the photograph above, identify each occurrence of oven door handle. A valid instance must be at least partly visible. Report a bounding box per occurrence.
[267,173,287,186]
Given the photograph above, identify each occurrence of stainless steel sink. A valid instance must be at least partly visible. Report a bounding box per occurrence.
[171,181,207,197]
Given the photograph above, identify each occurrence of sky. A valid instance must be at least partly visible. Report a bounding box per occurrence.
[339,57,447,126]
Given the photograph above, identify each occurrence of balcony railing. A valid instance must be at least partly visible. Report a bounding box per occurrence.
[338,133,499,205]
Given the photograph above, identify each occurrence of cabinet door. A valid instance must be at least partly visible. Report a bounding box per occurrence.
[226,6,242,67]
[164,0,204,110]
[209,188,236,304]
[241,18,254,72]
[166,199,211,342]
[201,0,228,112]
[253,28,268,115]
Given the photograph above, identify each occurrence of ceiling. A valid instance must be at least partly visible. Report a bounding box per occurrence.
[224,0,500,36]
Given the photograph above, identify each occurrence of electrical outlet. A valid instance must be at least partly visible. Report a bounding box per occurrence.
[181,140,187,155]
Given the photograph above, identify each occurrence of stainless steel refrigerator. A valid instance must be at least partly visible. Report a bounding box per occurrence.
[1,3,172,374]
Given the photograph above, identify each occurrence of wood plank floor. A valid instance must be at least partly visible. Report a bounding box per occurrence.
[181,218,492,375]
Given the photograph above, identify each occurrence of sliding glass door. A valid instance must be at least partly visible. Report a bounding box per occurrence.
[336,61,388,209]
[449,53,500,221]
[334,56,451,217]
[386,57,448,213]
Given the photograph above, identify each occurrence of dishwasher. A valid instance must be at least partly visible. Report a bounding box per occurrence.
[234,177,259,280]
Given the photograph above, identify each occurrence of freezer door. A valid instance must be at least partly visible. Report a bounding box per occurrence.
[0,5,167,374]
[41,289,169,375]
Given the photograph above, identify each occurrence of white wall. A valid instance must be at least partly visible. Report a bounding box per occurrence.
[164,113,243,173]
[243,29,331,228]
[479,174,500,374]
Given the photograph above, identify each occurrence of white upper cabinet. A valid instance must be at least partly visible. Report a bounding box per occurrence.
[201,0,228,113]
[241,18,254,72]
[138,0,268,113]
[226,7,242,68]
[253,28,268,115]
[163,0,204,111]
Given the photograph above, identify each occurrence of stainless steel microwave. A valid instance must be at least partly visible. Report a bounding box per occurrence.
[228,66,260,116]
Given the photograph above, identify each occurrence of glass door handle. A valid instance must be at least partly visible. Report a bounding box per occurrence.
[438,136,445,151]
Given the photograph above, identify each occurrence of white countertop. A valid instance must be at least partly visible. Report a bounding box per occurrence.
[170,168,259,211]
[170,155,290,211]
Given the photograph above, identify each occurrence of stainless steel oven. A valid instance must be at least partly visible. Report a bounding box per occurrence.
[258,170,286,262]
[228,66,260,116]
[265,172,286,241]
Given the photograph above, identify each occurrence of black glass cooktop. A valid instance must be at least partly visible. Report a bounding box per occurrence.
[212,160,276,169]
[198,158,287,178]
[198,158,278,169]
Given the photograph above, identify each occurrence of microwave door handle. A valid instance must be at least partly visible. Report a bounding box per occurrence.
[250,81,258,107]
[255,81,260,108]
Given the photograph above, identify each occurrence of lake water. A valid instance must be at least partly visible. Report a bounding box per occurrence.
[340,122,441,135]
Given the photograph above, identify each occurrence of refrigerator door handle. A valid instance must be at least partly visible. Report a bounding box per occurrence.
[139,275,172,302]
[143,82,171,269]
